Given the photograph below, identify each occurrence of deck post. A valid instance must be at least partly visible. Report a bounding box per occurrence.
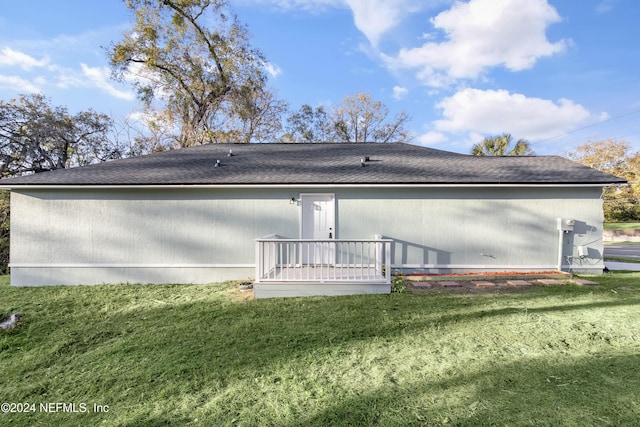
[254,240,261,283]
[374,234,383,278]
[385,240,392,284]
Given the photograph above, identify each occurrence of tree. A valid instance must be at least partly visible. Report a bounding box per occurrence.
[108,112,178,158]
[0,190,8,274]
[0,94,113,177]
[109,0,278,146]
[216,86,289,143]
[471,133,533,156]
[566,139,640,221]
[284,104,333,142]
[284,93,412,143]
[332,93,412,143]
[0,94,114,274]
[566,139,637,177]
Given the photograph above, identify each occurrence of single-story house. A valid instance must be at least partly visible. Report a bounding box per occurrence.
[0,143,625,297]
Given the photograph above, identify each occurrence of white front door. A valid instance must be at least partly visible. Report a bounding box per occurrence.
[301,194,335,264]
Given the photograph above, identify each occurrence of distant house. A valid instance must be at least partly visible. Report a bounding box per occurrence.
[0,143,625,297]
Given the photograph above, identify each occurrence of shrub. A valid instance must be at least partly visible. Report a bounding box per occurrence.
[391,273,407,293]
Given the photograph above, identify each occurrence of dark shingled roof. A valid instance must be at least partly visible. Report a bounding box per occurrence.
[0,142,626,186]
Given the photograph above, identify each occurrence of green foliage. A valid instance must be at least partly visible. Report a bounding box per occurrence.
[0,94,113,177]
[604,255,640,263]
[2,275,640,425]
[471,133,533,156]
[604,222,640,230]
[284,104,333,142]
[605,197,640,222]
[109,0,282,146]
[391,273,407,293]
[566,139,640,222]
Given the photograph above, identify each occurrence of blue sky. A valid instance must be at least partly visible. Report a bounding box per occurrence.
[0,0,638,155]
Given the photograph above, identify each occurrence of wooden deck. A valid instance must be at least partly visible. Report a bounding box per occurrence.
[254,238,392,297]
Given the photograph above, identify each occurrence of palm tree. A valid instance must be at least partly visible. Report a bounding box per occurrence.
[471,133,533,156]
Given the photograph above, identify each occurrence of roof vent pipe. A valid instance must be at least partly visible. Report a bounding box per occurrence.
[360,158,366,167]
[228,149,233,157]
[215,159,221,167]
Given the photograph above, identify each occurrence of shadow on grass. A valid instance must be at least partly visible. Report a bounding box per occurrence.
[435,297,640,324]
[2,282,640,425]
[58,293,640,381]
[7,284,640,370]
[287,353,640,426]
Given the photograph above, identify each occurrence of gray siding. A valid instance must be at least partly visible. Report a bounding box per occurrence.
[10,186,604,286]
[11,188,298,285]
[337,187,603,273]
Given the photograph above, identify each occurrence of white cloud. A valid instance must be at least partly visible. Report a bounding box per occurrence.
[52,64,84,89]
[126,110,152,125]
[80,64,135,100]
[235,0,343,13]
[239,0,436,46]
[343,0,425,47]
[0,47,49,70]
[595,0,616,14]
[0,41,134,101]
[121,62,173,102]
[49,63,134,100]
[384,0,567,87]
[415,131,447,146]
[392,85,408,100]
[127,110,179,132]
[432,88,593,142]
[0,74,41,92]
[33,76,47,86]
[264,62,282,78]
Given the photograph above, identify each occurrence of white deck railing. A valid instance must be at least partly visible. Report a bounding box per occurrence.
[255,237,392,283]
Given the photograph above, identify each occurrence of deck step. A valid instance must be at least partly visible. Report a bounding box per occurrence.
[253,282,391,298]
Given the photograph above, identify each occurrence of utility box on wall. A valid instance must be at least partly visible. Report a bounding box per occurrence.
[557,217,575,232]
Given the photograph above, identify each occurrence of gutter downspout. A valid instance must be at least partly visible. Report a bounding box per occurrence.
[557,228,564,272]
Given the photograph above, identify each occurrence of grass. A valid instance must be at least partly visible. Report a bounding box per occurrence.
[605,241,640,246]
[604,256,640,264]
[604,222,640,230]
[1,275,640,426]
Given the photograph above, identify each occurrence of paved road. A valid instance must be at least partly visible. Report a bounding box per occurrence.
[605,261,639,271]
[604,244,640,270]
[604,244,640,259]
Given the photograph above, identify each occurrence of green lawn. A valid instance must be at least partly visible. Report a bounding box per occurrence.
[604,222,640,230]
[2,275,640,426]
[605,256,640,263]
